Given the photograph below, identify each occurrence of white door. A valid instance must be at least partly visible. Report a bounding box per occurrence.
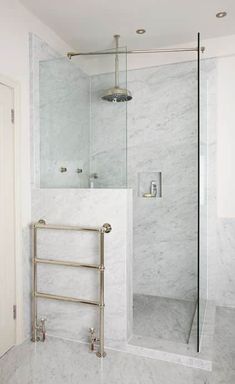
[0,82,16,356]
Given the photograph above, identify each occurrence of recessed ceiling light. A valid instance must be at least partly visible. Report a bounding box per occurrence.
[216,11,227,18]
[136,29,146,34]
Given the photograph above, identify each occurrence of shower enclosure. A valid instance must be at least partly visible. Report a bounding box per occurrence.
[38,34,207,353]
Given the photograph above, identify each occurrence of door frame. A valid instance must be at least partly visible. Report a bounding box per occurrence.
[0,75,24,345]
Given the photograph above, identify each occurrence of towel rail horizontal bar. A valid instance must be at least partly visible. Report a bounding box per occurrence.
[35,292,100,306]
[34,257,101,270]
[34,222,101,232]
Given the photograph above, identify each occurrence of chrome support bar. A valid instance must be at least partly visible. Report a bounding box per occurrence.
[31,225,38,342]
[67,46,205,59]
[31,220,112,358]
[96,231,106,358]
[35,292,100,306]
[34,220,101,232]
[34,257,101,270]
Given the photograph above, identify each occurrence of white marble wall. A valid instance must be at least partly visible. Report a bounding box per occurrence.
[91,59,235,311]
[127,62,198,300]
[40,57,90,188]
[29,34,133,344]
[29,33,60,188]
[91,62,198,300]
[199,59,216,330]
[90,71,127,188]
[30,33,90,189]
[31,188,132,343]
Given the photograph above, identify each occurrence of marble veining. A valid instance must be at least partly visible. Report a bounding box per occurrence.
[0,338,211,384]
[40,58,90,188]
[133,294,196,343]
[91,61,199,301]
[1,305,233,383]
[31,188,132,344]
[28,35,235,373]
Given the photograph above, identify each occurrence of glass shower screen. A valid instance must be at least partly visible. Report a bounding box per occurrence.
[39,47,128,188]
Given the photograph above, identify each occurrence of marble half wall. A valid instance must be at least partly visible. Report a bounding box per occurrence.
[29,33,133,345]
[31,188,133,343]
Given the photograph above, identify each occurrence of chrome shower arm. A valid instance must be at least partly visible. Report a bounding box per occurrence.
[114,34,120,88]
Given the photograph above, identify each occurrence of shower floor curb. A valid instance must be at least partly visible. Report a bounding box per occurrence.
[105,340,212,371]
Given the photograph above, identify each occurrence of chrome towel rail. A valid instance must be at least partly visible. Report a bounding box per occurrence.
[34,258,101,270]
[31,219,112,358]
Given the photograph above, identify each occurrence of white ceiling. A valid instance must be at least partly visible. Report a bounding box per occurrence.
[20,0,235,51]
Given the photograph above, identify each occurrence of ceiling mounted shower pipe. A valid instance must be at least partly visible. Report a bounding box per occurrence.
[67,46,205,59]
[101,35,132,102]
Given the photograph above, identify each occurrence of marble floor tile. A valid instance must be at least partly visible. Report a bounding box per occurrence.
[0,305,234,384]
[211,307,235,384]
[133,294,196,343]
[0,338,211,384]
[214,306,235,339]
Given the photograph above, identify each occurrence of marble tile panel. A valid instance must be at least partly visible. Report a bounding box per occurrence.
[0,338,212,384]
[133,239,197,300]
[216,219,235,307]
[30,188,132,343]
[133,294,196,343]
[39,58,90,188]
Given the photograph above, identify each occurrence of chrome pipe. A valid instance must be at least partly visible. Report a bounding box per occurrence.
[35,292,100,306]
[34,222,101,232]
[31,226,37,342]
[96,231,106,358]
[114,34,120,88]
[67,46,205,59]
[34,258,101,270]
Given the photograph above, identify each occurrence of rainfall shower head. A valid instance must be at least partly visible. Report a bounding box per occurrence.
[101,35,132,103]
[102,87,132,102]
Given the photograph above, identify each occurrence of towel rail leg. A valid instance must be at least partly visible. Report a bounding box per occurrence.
[96,231,106,358]
[32,225,38,342]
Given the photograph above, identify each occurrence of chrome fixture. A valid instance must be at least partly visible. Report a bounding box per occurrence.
[89,328,101,353]
[136,28,146,34]
[150,181,157,196]
[32,220,112,358]
[89,173,98,188]
[101,35,132,102]
[67,45,205,59]
[90,173,98,179]
[216,11,227,18]
[32,317,47,342]
[39,318,47,342]
[143,180,157,198]
[60,167,67,173]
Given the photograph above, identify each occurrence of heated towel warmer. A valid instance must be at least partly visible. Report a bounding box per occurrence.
[31,219,112,358]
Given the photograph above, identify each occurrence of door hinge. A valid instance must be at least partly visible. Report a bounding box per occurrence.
[11,109,15,124]
[13,305,16,320]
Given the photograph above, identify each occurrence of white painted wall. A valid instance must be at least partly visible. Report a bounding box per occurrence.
[217,55,235,218]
